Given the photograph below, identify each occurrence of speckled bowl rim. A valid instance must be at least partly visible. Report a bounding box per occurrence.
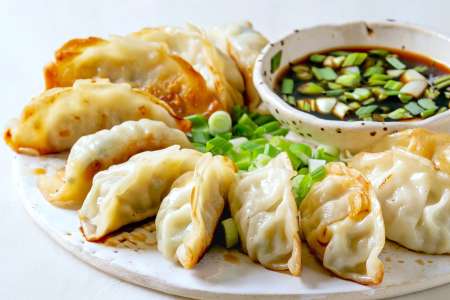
[253,20,450,130]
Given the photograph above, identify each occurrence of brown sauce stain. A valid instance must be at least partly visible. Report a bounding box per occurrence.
[415,259,425,266]
[397,259,405,264]
[33,168,47,175]
[385,257,391,262]
[427,260,433,264]
[223,252,240,264]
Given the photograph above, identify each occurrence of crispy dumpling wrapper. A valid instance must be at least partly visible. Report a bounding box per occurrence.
[207,21,268,111]
[79,146,202,241]
[228,153,302,276]
[4,79,179,154]
[156,154,236,268]
[132,26,244,111]
[367,128,450,175]
[45,119,192,209]
[300,163,385,285]
[44,35,220,117]
[350,147,450,254]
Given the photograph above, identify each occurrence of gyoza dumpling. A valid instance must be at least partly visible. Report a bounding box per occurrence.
[300,163,385,285]
[46,119,192,209]
[79,146,202,241]
[350,147,450,254]
[132,26,244,111]
[228,153,301,276]
[4,79,179,155]
[207,21,268,110]
[367,128,450,175]
[44,35,219,117]
[156,154,236,268]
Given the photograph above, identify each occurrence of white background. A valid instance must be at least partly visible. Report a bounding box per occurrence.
[1,0,450,299]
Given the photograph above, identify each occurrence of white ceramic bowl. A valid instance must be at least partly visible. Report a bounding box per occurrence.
[253,20,450,152]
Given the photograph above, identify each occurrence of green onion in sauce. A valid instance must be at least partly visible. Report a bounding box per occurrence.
[275,47,450,121]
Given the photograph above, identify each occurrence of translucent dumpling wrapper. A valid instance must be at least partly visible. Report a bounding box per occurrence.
[4,79,179,155]
[300,163,385,285]
[44,35,220,118]
[350,147,450,254]
[367,128,450,175]
[207,21,268,111]
[45,119,192,209]
[156,154,236,268]
[132,25,244,111]
[228,152,302,276]
[79,146,202,241]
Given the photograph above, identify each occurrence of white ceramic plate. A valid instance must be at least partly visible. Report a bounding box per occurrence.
[13,153,450,300]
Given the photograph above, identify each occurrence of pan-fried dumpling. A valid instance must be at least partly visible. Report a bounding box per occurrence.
[132,26,244,111]
[44,35,219,117]
[79,146,202,241]
[300,163,385,285]
[47,119,192,209]
[350,147,450,254]
[156,154,236,268]
[207,21,268,111]
[228,152,301,276]
[4,79,179,155]
[367,128,450,175]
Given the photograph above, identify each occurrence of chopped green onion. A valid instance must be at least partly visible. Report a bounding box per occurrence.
[398,93,413,103]
[435,78,450,90]
[298,167,309,175]
[281,78,294,94]
[438,107,448,114]
[252,154,272,169]
[352,88,372,100]
[325,89,344,97]
[310,54,326,63]
[323,56,345,69]
[387,69,404,78]
[336,73,361,88]
[332,102,350,119]
[362,97,376,105]
[233,114,257,137]
[341,66,361,75]
[240,138,267,151]
[192,142,206,152]
[296,71,313,81]
[292,174,313,205]
[388,108,412,120]
[400,80,428,98]
[292,64,309,73]
[208,111,232,134]
[425,87,440,100]
[191,129,210,144]
[253,121,280,137]
[231,106,247,122]
[342,52,368,67]
[308,158,326,173]
[315,144,340,162]
[371,87,388,101]
[401,69,426,83]
[221,218,239,248]
[310,165,326,182]
[253,114,276,125]
[386,55,406,70]
[328,82,343,90]
[289,143,312,165]
[384,80,404,91]
[271,50,282,73]
[185,114,208,129]
[270,128,289,136]
[284,95,296,105]
[434,75,450,85]
[420,108,437,118]
[269,136,291,151]
[298,82,325,94]
[418,98,437,110]
[206,136,232,155]
[312,67,337,81]
[368,73,390,85]
[363,65,384,77]
[263,144,281,157]
[227,149,252,170]
[348,101,361,110]
[355,105,378,118]
[414,65,428,74]
[404,102,424,116]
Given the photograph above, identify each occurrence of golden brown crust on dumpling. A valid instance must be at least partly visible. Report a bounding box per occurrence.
[43,36,221,118]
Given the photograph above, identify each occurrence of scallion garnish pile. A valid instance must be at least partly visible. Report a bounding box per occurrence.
[276,48,450,121]
[185,107,340,205]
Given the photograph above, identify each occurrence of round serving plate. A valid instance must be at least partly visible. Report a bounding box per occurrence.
[13,153,450,300]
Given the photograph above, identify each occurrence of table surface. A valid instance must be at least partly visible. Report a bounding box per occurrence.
[1,0,450,299]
